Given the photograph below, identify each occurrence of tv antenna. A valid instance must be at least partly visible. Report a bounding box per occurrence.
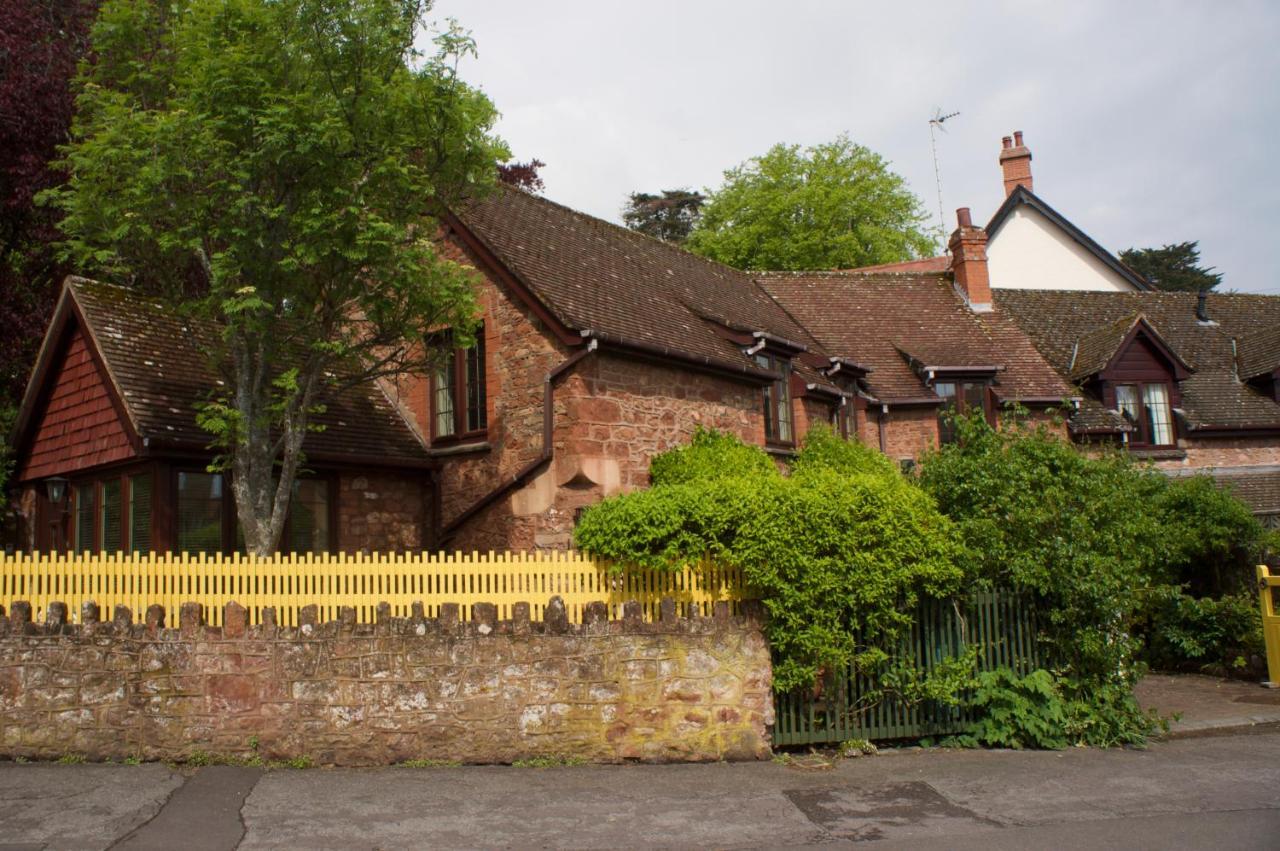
[929,109,960,237]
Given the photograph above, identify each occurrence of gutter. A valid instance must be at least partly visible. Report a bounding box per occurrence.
[995,395,1080,407]
[579,330,779,384]
[139,435,440,471]
[439,338,600,546]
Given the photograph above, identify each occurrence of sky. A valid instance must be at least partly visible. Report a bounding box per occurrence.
[436,1,1280,294]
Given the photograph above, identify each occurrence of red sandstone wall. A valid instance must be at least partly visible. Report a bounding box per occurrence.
[447,352,772,553]
[336,471,430,553]
[0,599,772,765]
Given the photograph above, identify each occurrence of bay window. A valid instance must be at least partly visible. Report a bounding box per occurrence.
[129,474,153,553]
[176,470,332,554]
[74,483,94,554]
[67,471,154,554]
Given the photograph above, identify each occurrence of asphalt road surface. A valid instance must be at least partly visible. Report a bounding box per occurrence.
[0,726,1276,849]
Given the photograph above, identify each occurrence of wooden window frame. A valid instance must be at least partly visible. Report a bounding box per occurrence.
[1112,380,1177,448]
[933,378,993,445]
[429,325,488,446]
[752,349,795,447]
[171,467,338,555]
[51,462,158,555]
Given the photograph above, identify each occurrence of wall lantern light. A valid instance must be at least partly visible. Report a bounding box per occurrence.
[44,476,69,509]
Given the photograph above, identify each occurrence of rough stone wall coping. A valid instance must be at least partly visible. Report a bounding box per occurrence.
[0,595,764,642]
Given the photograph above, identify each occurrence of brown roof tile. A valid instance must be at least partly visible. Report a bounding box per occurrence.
[70,278,428,465]
[1215,469,1280,514]
[1237,325,1280,382]
[996,290,1280,432]
[453,187,834,382]
[1068,313,1143,380]
[757,271,1072,403]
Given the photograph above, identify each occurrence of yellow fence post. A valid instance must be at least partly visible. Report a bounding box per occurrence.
[1259,564,1280,688]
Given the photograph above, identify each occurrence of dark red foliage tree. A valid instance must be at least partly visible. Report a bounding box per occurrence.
[0,0,98,411]
[496,158,545,194]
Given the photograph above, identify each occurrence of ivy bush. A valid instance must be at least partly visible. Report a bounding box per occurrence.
[575,426,964,691]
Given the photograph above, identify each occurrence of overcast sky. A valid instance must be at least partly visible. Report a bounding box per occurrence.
[437,1,1280,294]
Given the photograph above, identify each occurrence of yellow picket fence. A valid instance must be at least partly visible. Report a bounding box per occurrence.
[1259,565,1280,687]
[0,550,748,628]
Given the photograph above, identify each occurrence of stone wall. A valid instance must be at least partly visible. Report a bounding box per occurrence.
[500,353,771,551]
[336,471,430,553]
[0,598,772,766]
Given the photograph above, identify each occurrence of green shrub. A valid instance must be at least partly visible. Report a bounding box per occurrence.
[959,669,1069,750]
[1138,474,1269,674]
[919,414,1163,682]
[918,413,1167,744]
[1153,474,1269,597]
[647,426,778,486]
[1140,588,1264,674]
[790,424,897,478]
[576,426,965,692]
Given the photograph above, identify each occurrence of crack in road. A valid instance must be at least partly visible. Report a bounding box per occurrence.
[106,771,187,851]
[111,767,263,851]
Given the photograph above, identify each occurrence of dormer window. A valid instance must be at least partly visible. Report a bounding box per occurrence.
[1114,382,1174,447]
[1067,315,1189,451]
[753,350,793,444]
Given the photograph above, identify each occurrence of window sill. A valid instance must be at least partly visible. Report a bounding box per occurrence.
[428,440,492,458]
[764,444,797,459]
[1127,447,1186,460]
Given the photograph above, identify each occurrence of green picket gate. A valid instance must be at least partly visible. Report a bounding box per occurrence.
[772,590,1042,746]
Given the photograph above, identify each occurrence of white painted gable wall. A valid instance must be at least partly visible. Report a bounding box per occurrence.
[986,205,1138,292]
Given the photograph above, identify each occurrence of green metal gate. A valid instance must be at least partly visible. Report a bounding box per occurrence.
[772,590,1042,746]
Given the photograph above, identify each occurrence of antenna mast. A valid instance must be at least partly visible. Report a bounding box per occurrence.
[929,109,960,236]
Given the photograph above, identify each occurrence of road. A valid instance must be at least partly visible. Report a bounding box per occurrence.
[0,726,1276,849]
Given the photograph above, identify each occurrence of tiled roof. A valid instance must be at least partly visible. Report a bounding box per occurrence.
[844,255,951,274]
[757,271,1073,403]
[454,187,834,388]
[1237,325,1280,381]
[1068,313,1143,380]
[996,290,1280,431]
[69,278,429,464]
[1072,398,1136,434]
[1214,468,1280,515]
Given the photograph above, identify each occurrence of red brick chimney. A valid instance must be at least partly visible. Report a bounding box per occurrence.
[949,207,992,312]
[999,130,1033,197]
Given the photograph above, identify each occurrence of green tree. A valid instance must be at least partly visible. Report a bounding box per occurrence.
[621,189,704,244]
[685,135,936,271]
[47,0,508,554]
[1119,241,1222,292]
